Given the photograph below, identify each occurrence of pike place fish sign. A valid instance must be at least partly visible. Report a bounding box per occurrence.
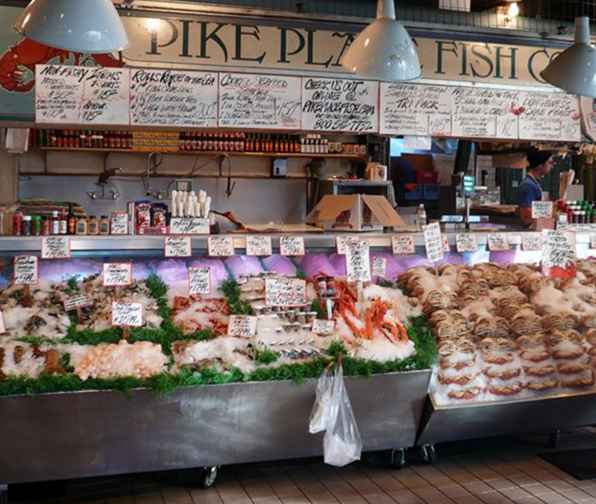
[121,14,563,87]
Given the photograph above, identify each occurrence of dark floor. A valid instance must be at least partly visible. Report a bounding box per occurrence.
[9,428,596,504]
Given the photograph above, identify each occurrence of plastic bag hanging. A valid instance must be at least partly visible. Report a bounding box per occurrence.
[309,366,334,434]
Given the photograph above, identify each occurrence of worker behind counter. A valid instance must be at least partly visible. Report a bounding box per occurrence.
[518,148,555,227]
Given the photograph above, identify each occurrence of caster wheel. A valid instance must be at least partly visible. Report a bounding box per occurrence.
[389,448,406,469]
[199,466,219,489]
[421,444,437,465]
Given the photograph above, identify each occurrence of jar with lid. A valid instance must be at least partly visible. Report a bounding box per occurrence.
[75,216,88,235]
[88,216,99,235]
[99,216,110,235]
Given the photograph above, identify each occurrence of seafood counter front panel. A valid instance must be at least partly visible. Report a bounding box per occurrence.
[0,241,594,409]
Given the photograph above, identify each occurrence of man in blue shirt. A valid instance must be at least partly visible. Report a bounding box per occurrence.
[518,148,555,226]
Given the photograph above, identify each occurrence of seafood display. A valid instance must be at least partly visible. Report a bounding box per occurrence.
[400,260,596,405]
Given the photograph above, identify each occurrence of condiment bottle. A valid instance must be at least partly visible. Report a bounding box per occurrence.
[23,215,32,236]
[99,215,110,235]
[13,212,23,236]
[76,216,88,235]
[41,217,50,236]
[32,215,42,236]
[67,205,77,235]
[51,210,60,235]
[59,210,68,235]
[88,216,99,235]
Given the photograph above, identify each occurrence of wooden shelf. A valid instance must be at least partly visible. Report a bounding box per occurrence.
[39,147,364,160]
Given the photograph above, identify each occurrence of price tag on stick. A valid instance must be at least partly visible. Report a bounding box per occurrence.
[423,223,444,262]
[112,302,144,328]
[372,257,387,278]
[346,241,372,282]
[456,234,478,253]
[103,263,133,287]
[13,256,38,285]
[189,267,210,296]
[228,315,257,338]
[542,230,577,278]
[265,278,307,307]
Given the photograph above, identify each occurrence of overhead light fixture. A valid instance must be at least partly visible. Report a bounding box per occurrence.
[541,17,596,98]
[341,0,421,82]
[14,0,129,54]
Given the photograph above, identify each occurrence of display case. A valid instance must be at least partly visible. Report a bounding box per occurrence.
[1,232,596,488]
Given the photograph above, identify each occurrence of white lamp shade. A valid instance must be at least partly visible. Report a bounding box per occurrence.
[541,17,596,97]
[14,0,129,54]
[341,0,420,82]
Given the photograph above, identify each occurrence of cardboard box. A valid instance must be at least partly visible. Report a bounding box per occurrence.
[306,195,406,232]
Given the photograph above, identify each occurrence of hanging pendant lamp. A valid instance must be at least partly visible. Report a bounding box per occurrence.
[341,0,420,82]
[541,17,596,97]
[14,0,129,53]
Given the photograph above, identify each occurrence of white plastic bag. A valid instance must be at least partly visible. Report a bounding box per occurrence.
[309,364,363,467]
[309,367,334,434]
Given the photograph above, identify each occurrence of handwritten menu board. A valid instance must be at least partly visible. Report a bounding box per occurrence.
[219,73,301,129]
[112,302,144,328]
[302,78,379,133]
[392,235,416,255]
[13,256,38,285]
[103,263,133,287]
[346,241,372,282]
[42,237,71,259]
[208,236,235,257]
[129,69,218,127]
[246,235,273,257]
[542,230,577,277]
[228,315,257,338]
[36,65,129,125]
[189,267,210,296]
[265,278,306,307]
[451,87,519,139]
[517,91,581,142]
[380,83,451,136]
[280,236,305,256]
[423,222,444,262]
[165,236,192,258]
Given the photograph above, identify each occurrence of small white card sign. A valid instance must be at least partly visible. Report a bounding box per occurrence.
[337,236,361,254]
[208,236,235,257]
[110,212,129,235]
[312,319,335,336]
[165,236,192,257]
[523,233,544,251]
[0,310,6,334]
[189,267,210,296]
[42,236,71,259]
[228,315,258,338]
[169,217,209,235]
[488,234,510,252]
[392,235,416,255]
[14,256,38,285]
[246,235,273,256]
[265,278,307,307]
[346,241,372,282]
[532,201,554,219]
[280,236,305,256]
[372,257,387,278]
[542,230,577,274]
[64,295,93,312]
[103,263,133,287]
[423,222,444,262]
[591,234,596,250]
[456,234,478,253]
[112,302,144,328]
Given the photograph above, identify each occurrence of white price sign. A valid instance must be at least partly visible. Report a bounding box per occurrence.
[110,212,129,235]
[228,315,258,338]
[523,233,544,251]
[165,236,192,257]
[208,236,235,257]
[0,310,5,334]
[112,302,144,328]
[265,278,307,307]
[169,217,210,235]
[13,256,38,285]
[42,236,71,259]
[488,234,510,252]
[372,257,387,278]
[392,235,416,255]
[346,241,371,282]
[280,236,305,256]
[591,234,596,250]
[456,234,478,253]
[103,263,133,287]
[189,267,210,296]
[312,319,335,336]
[246,235,273,256]
[532,201,554,219]
[337,236,361,254]
[542,230,577,272]
[64,295,93,312]
[423,223,444,262]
